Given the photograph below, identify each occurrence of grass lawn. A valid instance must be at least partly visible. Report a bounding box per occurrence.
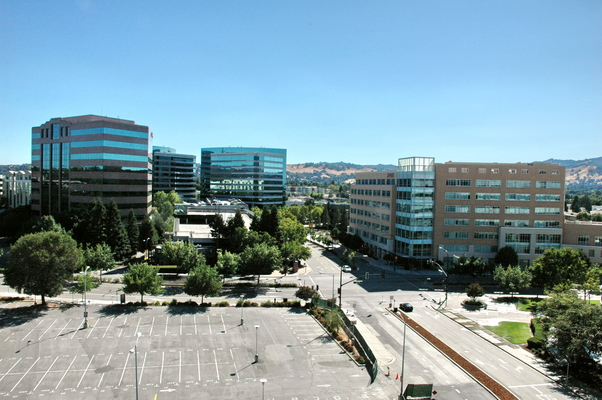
[484,321,532,345]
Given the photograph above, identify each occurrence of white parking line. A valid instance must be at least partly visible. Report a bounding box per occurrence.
[86,317,99,338]
[165,316,169,336]
[97,354,112,388]
[55,319,71,339]
[103,317,114,338]
[230,348,239,382]
[138,352,147,385]
[213,349,219,381]
[33,355,59,391]
[179,350,182,382]
[38,319,57,340]
[207,315,212,334]
[118,351,131,387]
[149,316,155,336]
[0,359,20,384]
[77,355,94,388]
[221,315,226,332]
[180,316,183,336]
[71,320,84,339]
[22,319,44,341]
[197,350,201,381]
[10,356,39,392]
[194,315,198,335]
[55,355,77,390]
[134,316,142,336]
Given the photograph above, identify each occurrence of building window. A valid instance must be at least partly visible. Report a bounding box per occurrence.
[578,235,590,246]
[539,169,547,174]
[441,244,469,252]
[509,169,517,174]
[535,207,561,215]
[474,219,500,226]
[506,180,531,188]
[535,194,561,202]
[474,245,498,253]
[551,170,559,175]
[505,207,530,214]
[461,168,469,173]
[595,236,602,247]
[491,168,499,174]
[504,220,529,227]
[475,206,500,214]
[446,179,471,187]
[536,181,561,189]
[474,232,499,240]
[478,168,486,173]
[476,193,500,201]
[534,220,560,228]
[521,169,529,174]
[444,231,469,239]
[445,205,470,213]
[445,192,470,200]
[444,218,470,226]
[506,193,531,201]
[476,179,501,187]
[448,167,456,173]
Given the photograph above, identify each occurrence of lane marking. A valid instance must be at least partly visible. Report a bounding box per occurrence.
[118,351,131,387]
[149,316,155,337]
[230,348,239,382]
[160,352,164,384]
[22,319,44,341]
[134,316,142,335]
[55,355,77,390]
[0,359,21,383]
[55,319,71,339]
[10,356,39,392]
[213,349,219,381]
[33,356,59,391]
[139,352,147,385]
[197,350,201,382]
[179,350,182,383]
[97,354,112,388]
[38,319,57,340]
[71,320,84,339]
[102,317,114,338]
[165,316,169,336]
[77,355,95,388]
[86,316,99,338]
[194,315,197,335]
[207,315,212,334]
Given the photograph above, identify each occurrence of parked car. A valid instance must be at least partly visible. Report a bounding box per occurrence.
[341,265,352,272]
[399,303,413,312]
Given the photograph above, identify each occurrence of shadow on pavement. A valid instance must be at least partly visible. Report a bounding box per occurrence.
[166,305,209,316]
[98,304,148,316]
[0,304,47,327]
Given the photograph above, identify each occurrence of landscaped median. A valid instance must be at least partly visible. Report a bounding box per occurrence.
[389,308,519,400]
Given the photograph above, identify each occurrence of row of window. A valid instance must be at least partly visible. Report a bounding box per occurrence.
[350,209,391,221]
[349,218,391,233]
[445,206,561,214]
[446,179,562,189]
[348,227,389,245]
[444,218,561,227]
[351,188,393,196]
[440,244,499,253]
[354,178,395,185]
[350,199,391,208]
[447,167,559,175]
[445,193,561,202]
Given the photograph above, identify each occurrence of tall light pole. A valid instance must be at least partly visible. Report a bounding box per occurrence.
[260,378,267,400]
[439,246,451,271]
[429,259,448,308]
[338,266,343,307]
[83,266,90,329]
[240,295,244,325]
[129,332,142,400]
[398,313,407,400]
[254,325,260,363]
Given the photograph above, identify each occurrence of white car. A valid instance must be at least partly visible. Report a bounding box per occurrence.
[342,265,351,272]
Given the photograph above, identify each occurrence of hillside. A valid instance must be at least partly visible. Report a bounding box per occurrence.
[542,157,602,190]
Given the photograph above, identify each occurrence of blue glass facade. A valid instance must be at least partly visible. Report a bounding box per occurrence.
[200,147,286,208]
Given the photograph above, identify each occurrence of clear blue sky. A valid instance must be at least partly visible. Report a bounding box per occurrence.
[1,1,600,165]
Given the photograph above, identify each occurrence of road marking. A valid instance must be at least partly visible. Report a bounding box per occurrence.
[0,358,21,383]
[149,316,155,337]
[160,352,165,384]
[220,315,226,333]
[102,317,114,338]
[165,316,169,336]
[179,350,182,383]
[71,320,84,339]
[55,319,71,339]
[97,354,112,388]
[77,355,95,388]
[207,315,212,334]
[10,356,39,392]
[22,319,44,341]
[38,319,57,340]
[55,355,77,390]
[135,316,142,335]
[230,348,239,382]
[139,352,147,385]
[118,351,131,387]
[213,349,219,381]
[197,350,201,381]
[180,316,183,336]
[86,316,99,338]
[33,355,59,391]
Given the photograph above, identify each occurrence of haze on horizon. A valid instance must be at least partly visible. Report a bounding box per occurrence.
[1,1,600,166]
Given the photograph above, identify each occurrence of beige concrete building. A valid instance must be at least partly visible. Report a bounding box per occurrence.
[350,157,602,266]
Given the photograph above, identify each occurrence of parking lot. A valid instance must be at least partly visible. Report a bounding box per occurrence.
[0,303,395,399]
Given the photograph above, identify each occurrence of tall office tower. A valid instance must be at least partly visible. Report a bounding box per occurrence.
[152,146,197,202]
[31,115,152,217]
[200,147,287,208]
[3,170,32,208]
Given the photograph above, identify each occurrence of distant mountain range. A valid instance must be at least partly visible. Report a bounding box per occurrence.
[287,158,602,189]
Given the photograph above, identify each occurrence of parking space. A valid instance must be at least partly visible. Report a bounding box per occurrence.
[0,304,395,399]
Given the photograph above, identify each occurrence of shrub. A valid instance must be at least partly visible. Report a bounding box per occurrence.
[527,336,544,350]
[162,301,170,306]
[214,301,230,307]
[355,355,366,364]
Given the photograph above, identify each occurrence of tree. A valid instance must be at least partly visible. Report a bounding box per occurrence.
[538,288,602,364]
[126,209,140,254]
[579,265,602,300]
[466,283,485,300]
[5,231,83,305]
[70,271,100,295]
[257,207,279,238]
[139,214,159,252]
[295,286,318,301]
[238,242,283,284]
[104,200,131,260]
[184,264,222,304]
[493,265,532,297]
[84,243,117,272]
[159,240,206,273]
[216,250,241,275]
[30,215,66,234]
[530,247,591,290]
[121,263,163,302]
[454,256,488,276]
[84,199,108,246]
[494,246,519,267]
[570,195,580,213]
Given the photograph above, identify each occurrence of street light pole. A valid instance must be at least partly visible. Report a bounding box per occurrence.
[398,313,407,400]
[254,325,260,363]
[129,332,142,400]
[83,266,90,329]
[240,295,244,325]
[439,246,451,271]
[429,259,448,308]
[338,266,343,308]
[260,378,267,400]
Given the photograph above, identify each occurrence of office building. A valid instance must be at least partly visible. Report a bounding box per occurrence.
[200,147,287,208]
[2,170,32,208]
[31,115,152,217]
[152,146,196,201]
[350,157,601,266]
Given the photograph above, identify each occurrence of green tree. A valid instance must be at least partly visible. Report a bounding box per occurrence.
[493,265,532,297]
[238,242,283,284]
[160,241,206,273]
[530,247,591,290]
[153,191,174,220]
[5,231,83,305]
[466,283,485,300]
[257,206,279,238]
[494,246,519,267]
[70,271,100,295]
[454,256,488,276]
[121,263,163,302]
[216,250,241,275]
[579,265,602,300]
[538,288,602,364]
[30,215,66,234]
[139,214,159,252]
[85,199,108,245]
[295,286,318,301]
[104,200,131,260]
[184,264,222,304]
[84,243,117,272]
[126,209,140,254]
[570,195,580,213]
[576,211,591,221]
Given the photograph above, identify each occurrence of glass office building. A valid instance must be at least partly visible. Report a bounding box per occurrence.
[31,115,152,217]
[200,147,287,208]
[152,146,196,202]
